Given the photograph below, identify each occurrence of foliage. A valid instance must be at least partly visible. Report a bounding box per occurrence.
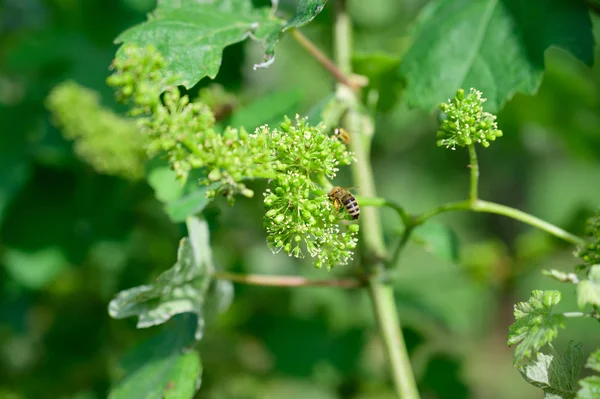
[508,290,566,364]
[108,217,227,340]
[2,0,600,398]
[518,342,583,399]
[109,315,202,399]
[114,0,327,87]
[398,0,594,112]
[508,210,600,397]
[577,349,600,399]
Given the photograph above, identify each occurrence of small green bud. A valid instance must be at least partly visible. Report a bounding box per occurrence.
[274,214,285,224]
[265,209,278,218]
[348,224,359,233]
[294,235,302,242]
[302,210,312,221]
[208,168,221,181]
[280,120,291,132]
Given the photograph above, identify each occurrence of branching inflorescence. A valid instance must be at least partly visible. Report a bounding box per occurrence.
[106,45,358,269]
[576,212,600,271]
[437,88,503,149]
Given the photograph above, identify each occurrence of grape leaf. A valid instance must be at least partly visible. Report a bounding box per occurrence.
[398,0,594,112]
[115,0,284,87]
[146,160,216,223]
[109,315,202,399]
[508,290,566,363]
[108,217,214,340]
[115,0,328,88]
[284,0,327,31]
[577,265,600,308]
[577,350,600,399]
[519,342,583,399]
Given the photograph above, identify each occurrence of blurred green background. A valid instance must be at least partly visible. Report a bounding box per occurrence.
[1,0,599,398]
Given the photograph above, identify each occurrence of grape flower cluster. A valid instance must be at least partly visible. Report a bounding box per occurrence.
[437,88,503,149]
[576,213,600,271]
[106,45,359,269]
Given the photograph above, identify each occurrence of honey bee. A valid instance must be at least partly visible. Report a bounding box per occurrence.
[333,127,351,144]
[328,186,359,220]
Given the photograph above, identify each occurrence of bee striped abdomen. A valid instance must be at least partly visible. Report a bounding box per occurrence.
[328,186,360,220]
[343,196,360,219]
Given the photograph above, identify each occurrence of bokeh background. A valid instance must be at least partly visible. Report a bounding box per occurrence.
[1,0,599,398]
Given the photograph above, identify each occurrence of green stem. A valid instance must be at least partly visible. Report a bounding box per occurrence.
[356,195,412,227]
[368,278,419,399]
[212,271,362,288]
[333,2,420,398]
[468,144,479,204]
[413,199,585,246]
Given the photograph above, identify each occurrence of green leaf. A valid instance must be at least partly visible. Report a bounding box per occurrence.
[284,0,327,31]
[585,349,600,372]
[146,163,184,203]
[410,223,459,263]
[518,342,583,399]
[577,265,600,308]
[146,161,215,223]
[577,377,600,399]
[398,0,594,112]
[116,0,285,88]
[109,315,202,399]
[164,187,214,223]
[3,247,68,290]
[108,217,214,340]
[508,290,566,363]
[577,350,600,399]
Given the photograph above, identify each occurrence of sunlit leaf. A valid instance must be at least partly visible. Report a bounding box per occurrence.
[109,315,202,399]
[577,349,600,399]
[108,217,214,339]
[284,0,327,31]
[164,188,214,223]
[398,0,594,112]
[519,342,583,399]
[577,265,600,308]
[508,290,566,363]
[146,161,215,222]
[116,0,285,87]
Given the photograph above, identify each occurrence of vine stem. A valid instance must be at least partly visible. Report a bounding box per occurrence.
[289,29,362,92]
[333,1,420,398]
[413,199,585,246]
[212,271,362,288]
[468,144,479,204]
